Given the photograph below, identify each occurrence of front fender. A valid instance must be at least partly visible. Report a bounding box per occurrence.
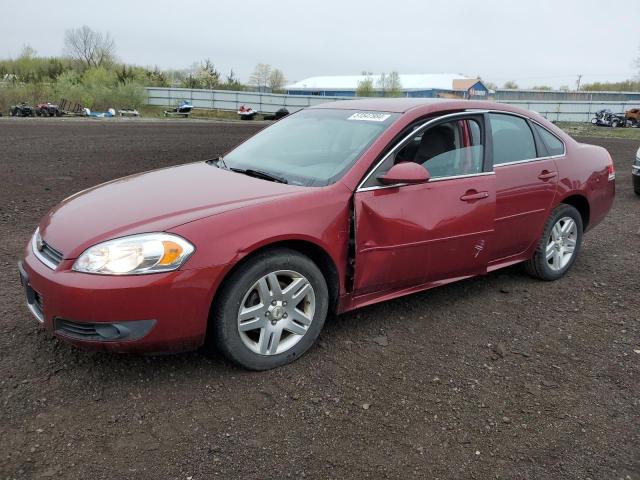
[169,184,353,301]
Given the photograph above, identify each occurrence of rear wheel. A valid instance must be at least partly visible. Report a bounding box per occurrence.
[524,204,583,281]
[213,248,328,370]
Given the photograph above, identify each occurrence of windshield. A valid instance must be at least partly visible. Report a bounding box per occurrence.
[222,108,399,186]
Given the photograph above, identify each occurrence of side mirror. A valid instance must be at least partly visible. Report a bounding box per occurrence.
[378,162,431,185]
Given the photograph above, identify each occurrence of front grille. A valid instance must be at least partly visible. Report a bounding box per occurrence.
[39,242,63,267]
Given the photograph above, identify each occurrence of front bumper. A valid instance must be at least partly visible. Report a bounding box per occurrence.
[20,243,226,353]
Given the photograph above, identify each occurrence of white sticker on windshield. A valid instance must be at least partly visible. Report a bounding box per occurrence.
[347,112,391,122]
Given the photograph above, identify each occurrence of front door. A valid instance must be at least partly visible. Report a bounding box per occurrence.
[353,114,496,296]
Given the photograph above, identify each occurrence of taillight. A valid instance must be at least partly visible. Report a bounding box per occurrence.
[607,158,615,181]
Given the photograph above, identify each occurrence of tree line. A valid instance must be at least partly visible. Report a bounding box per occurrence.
[0,25,288,111]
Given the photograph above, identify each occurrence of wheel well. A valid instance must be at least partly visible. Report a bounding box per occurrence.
[561,195,590,229]
[210,240,341,317]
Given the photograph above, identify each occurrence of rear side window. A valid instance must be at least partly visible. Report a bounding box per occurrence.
[533,124,565,156]
[489,113,536,165]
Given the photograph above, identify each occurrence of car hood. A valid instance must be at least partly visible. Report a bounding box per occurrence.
[39,162,305,258]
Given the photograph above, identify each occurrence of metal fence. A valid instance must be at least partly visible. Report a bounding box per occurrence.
[146,87,639,123]
[146,87,349,114]
[494,89,640,102]
[498,100,639,122]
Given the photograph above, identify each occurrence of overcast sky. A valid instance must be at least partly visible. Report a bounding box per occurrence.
[4,0,639,88]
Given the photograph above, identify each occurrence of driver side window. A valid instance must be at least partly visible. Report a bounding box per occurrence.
[395,119,484,179]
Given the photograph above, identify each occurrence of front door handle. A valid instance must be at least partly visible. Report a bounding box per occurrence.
[460,190,489,202]
[538,170,557,180]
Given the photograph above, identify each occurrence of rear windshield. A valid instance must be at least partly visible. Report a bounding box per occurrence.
[223,109,399,186]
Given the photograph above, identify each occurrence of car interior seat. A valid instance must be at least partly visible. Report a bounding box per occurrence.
[414,125,456,164]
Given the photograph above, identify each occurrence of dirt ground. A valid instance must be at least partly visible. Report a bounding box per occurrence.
[0,118,638,480]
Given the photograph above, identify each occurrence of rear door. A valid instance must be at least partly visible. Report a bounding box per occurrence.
[489,113,560,264]
[353,113,495,296]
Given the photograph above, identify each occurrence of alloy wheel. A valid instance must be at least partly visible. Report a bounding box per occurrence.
[237,270,316,355]
[545,216,578,271]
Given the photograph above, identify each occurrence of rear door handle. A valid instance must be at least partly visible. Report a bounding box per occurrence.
[460,190,489,202]
[538,170,557,180]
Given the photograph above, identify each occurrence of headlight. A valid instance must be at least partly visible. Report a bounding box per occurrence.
[635,147,640,165]
[72,233,195,275]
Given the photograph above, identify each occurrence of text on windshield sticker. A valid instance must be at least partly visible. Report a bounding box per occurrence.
[348,112,391,122]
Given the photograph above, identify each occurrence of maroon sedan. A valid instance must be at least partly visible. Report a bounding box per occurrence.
[19,99,615,369]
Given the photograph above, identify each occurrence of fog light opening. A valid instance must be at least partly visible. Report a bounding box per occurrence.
[94,324,127,340]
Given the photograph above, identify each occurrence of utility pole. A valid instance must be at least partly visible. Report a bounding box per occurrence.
[576,74,583,92]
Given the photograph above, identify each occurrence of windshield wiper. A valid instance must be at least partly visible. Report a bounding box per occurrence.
[229,167,288,184]
[205,156,228,169]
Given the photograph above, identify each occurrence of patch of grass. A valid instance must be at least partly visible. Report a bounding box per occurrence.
[556,121,640,140]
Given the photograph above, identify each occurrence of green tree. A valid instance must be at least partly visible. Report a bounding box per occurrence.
[197,59,220,89]
[503,80,518,89]
[378,71,403,97]
[224,69,244,90]
[531,85,553,91]
[145,66,169,87]
[581,80,640,92]
[356,75,375,97]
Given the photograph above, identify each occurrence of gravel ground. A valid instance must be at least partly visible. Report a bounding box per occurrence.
[0,119,638,480]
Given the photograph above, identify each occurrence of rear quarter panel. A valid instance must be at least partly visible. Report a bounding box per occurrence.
[556,142,614,231]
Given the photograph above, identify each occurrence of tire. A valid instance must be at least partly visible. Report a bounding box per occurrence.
[611,119,619,128]
[212,248,329,370]
[524,204,583,281]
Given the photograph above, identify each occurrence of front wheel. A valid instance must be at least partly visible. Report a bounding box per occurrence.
[212,248,329,370]
[524,204,583,281]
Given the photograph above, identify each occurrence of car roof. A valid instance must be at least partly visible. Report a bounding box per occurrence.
[310,97,536,117]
